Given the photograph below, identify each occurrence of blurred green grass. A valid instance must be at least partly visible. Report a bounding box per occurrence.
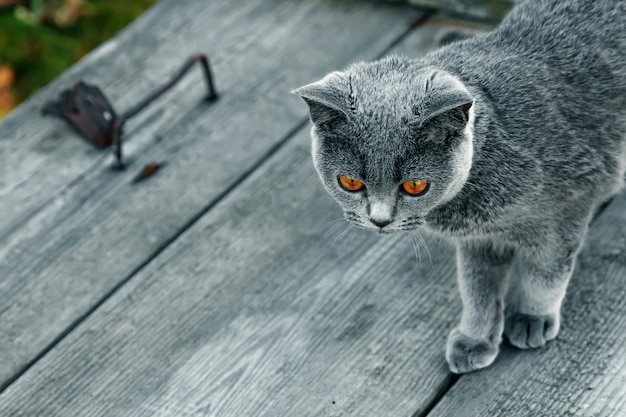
[0,0,158,119]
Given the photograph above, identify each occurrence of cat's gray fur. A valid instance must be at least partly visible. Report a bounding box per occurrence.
[294,0,626,373]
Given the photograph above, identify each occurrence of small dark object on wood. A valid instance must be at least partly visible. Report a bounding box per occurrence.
[41,82,117,148]
[133,162,163,183]
[42,53,218,169]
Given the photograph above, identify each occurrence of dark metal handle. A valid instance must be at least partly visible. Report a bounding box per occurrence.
[42,53,218,169]
[111,54,218,168]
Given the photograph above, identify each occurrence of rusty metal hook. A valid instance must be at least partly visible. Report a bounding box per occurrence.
[42,53,218,169]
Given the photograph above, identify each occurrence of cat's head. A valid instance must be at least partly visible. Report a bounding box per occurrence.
[293,57,475,233]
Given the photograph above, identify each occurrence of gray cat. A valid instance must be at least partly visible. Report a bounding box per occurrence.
[293,0,626,373]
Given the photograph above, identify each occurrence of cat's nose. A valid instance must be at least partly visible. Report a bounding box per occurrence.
[370,218,393,228]
[369,199,393,228]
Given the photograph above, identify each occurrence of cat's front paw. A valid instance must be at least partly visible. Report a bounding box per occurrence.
[446,328,499,374]
[504,312,559,349]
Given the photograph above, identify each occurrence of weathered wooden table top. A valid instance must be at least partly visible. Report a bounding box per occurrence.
[1,0,624,415]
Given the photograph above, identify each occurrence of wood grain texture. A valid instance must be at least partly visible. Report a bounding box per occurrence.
[428,190,626,417]
[384,0,513,21]
[0,0,422,387]
[390,14,494,56]
[0,129,461,417]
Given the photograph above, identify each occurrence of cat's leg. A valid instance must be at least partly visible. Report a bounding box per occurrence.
[447,240,515,374]
[504,250,577,349]
[505,218,589,349]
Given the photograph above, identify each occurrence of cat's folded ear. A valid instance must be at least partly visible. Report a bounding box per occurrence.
[415,69,474,130]
[292,71,352,130]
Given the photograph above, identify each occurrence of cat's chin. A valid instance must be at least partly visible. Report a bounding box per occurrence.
[381,227,423,235]
[344,221,403,235]
[363,225,420,235]
[378,228,403,235]
[342,215,423,235]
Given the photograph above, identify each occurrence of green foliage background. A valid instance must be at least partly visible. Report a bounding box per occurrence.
[0,0,157,107]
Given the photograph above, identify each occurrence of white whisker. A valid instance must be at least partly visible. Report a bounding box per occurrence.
[347,227,359,251]
[324,221,346,239]
[329,217,348,223]
[414,231,433,266]
[332,225,354,248]
[406,233,421,266]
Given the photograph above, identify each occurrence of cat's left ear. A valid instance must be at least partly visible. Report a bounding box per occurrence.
[415,69,474,130]
[292,71,352,129]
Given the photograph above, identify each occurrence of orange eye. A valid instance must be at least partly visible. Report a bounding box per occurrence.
[338,175,365,192]
[401,180,429,196]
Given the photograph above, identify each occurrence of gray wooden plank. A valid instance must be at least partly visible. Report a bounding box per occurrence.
[0,0,423,389]
[0,0,411,239]
[0,128,461,417]
[390,14,493,56]
[384,0,513,21]
[426,190,626,417]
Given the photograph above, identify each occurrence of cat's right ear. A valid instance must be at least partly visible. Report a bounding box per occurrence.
[415,69,474,131]
[292,72,351,129]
